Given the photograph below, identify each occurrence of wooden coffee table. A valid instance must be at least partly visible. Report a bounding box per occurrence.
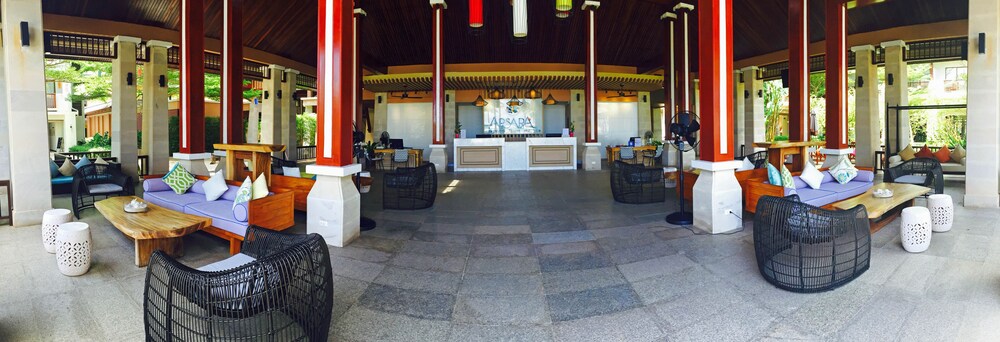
[830,183,931,233]
[95,196,211,267]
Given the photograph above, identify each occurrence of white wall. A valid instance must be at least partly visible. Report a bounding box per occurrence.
[597,102,639,158]
[387,102,433,157]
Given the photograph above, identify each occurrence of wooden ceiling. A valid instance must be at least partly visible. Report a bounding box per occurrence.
[42,0,967,73]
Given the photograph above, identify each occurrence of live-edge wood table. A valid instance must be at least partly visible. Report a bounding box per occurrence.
[96,196,211,267]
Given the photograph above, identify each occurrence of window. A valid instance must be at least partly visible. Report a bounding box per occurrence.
[944,67,967,81]
[45,81,56,109]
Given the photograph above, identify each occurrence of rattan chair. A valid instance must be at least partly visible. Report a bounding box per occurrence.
[753,195,871,293]
[383,163,437,210]
[143,226,334,341]
[746,151,769,169]
[610,160,664,204]
[885,157,944,194]
[71,164,133,218]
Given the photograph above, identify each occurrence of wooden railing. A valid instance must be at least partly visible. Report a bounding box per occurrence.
[297,146,316,161]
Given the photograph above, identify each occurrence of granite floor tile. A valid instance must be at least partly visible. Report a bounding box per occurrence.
[330,255,387,282]
[400,240,472,257]
[410,231,472,244]
[448,324,553,342]
[352,236,406,253]
[538,250,614,272]
[534,241,600,255]
[327,245,393,263]
[334,306,452,342]
[459,274,544,296]
[546,284,642,322]
[551,308,666,342]
[471,233,534,245]
[453,295,550,324]
[532,231,595,244]
[465,256,540,274]
[471,243,535,257]
[618,253,698,283]
[373,266,463,294]
[542,266,628,294]
[389,252,468,273]
[357,284,456,320]
[473,225,532,235]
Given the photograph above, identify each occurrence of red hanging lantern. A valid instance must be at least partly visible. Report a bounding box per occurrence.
[469,0,483,28]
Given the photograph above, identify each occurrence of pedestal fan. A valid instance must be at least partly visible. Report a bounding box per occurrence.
[353,129,377,231]
[665,111,700,226]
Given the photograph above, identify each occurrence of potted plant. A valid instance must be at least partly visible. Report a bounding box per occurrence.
[569,121,575,137]
[455,121,462,138]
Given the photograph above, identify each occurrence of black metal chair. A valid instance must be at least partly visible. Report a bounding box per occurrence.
[71,163,133,218]
[642,146,663,167]
[753,195,870,293]
[383,163,437,210]
[143,226,334,341]
[610,160,665,204]
[746,151,769,169]
[271,156,298,176]
[885,157,944,194]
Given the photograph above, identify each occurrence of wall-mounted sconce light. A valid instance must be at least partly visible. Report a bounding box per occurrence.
[744,90,749,99]
[20,21,29,46]
[757,90,763,98]
[159,75,166,88]
[979,32,987,54]
[576,93,581,101]
[856,76,864,88]
[126,72,134,86]
[277,90,283,99]
[642,95,647,103]
[264,91,270,99]
[780,69,789,89]
[887,74,894,86]
[739,73,744,83]
[446,94,450,102]
[377,95,382,104]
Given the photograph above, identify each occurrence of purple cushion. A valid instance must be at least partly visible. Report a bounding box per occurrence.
[831,182,873,201]
[795,189,839,207]
[184,200,249,237]
[792,176,808,189]
[143,179,172,193]
[143,191,207,212]
[821,171,836,184]
[233,202,249,222]
[189,180,206,194]
[220,185,241,201]
[855,170,875,183]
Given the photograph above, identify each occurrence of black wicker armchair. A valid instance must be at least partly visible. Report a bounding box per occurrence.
[383,163,437,210]
[610,160,665,204]
[143,226,334,341]
[753,195,871,293]
[745,151,769,169]
[71,163,133,218]
[884,157,944,194]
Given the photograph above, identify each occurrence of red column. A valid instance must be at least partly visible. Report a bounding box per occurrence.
[697,0,733,162]
[583,1,599,143]
[316,0,354,167]
[353,8,367,133]
[662,11,677,126]
[824,0,847,149]
[674,3,694,112]
[431,1,446,146]
[180,0,205,154]
[788,0,809,141]
[222,0,243,144]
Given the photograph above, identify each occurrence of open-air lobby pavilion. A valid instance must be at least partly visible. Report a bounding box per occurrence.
[1,0,1000,340]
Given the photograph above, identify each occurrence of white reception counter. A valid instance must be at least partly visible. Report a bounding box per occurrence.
[454,137,577,172]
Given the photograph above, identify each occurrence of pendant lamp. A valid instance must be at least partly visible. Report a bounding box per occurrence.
[508,95,521,107]
[474,93,487,107]
[543,94,558,105]
[469,0,483,28]
[527,88,541,98]
[490,88,504,99]
[555,0,572,11]
[556,10,570,19]
[512,0,527,38]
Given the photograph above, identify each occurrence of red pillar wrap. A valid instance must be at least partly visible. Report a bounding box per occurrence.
[180,0,205,154]
[584,6,598,143]
[663,13,676,117]
[824,0,847,150]
[222,0,244,144]
[788,0,809,142]
[316,0,354,167]
[354,8,365,133]
[431,3,446,145]
[697,0,733,162]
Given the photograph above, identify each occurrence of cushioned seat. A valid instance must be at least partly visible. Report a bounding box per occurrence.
[88,183,124,194]
[144,191,210,212]
[818,181,873,201]
[197,253,256,272]
[894,174,928,184]
[51,176,74,185]
[184,200,250,236]
[793,189,839,207]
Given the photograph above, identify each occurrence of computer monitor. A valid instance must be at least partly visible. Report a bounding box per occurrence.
[389,139,404,149]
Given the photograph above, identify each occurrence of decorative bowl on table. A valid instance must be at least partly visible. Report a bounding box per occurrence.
[873,188,894,198]
[124,198,149,213]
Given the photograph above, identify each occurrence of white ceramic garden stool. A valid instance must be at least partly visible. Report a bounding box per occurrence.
[927,194,953,232]
[55,222,92,276]
[900,207,932,253]
[41,208,73,253]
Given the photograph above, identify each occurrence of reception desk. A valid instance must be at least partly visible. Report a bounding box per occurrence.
[454,137,577,172]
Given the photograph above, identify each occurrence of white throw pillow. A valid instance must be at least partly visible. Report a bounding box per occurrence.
[830,158,859,184]
[738,157,755,171]
[251,173,269,200]
[282,166,301,178]
[800,162,824,190]
[232,176,253,210]
[203,172,228,201]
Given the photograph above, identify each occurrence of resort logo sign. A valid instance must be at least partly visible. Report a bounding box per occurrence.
[484,99,540,134]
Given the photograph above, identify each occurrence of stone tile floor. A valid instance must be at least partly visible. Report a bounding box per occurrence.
[2,170,1000,341]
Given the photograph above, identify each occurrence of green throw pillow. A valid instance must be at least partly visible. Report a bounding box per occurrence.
[233,176,254,210]
[780,164,796,190]
[162,164,196,194]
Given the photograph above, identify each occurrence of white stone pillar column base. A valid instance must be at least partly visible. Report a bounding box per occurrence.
[306,164,362,247]
[692,160,743,234]
[212,151,227,178]
[820,148,854,168]
[584,142,603,171]
[172,153,212,176]
[428,144,447,173]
